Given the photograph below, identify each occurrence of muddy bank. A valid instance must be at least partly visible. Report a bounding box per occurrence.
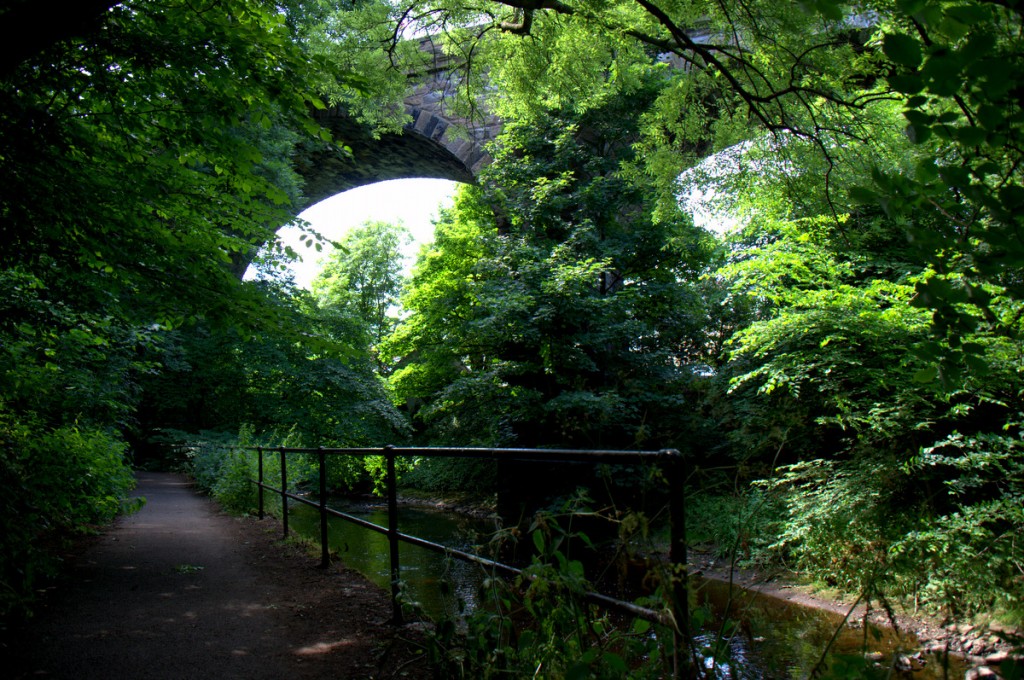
[691,550,1021,678]
[336,489,498,520]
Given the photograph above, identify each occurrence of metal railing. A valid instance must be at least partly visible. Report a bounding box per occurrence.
[251,445,687,631]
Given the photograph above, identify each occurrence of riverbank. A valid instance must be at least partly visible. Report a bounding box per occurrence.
[379,487,499,519]
[690,549,1021,678]
[393,489,1021,676]
[343,488,1021,677]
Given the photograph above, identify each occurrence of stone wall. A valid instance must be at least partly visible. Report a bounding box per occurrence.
[295,38,501,208]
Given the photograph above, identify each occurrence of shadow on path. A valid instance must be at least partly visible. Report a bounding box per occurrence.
[6,472,420,679]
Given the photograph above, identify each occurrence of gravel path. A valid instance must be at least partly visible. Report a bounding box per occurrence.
[6,472,428,679]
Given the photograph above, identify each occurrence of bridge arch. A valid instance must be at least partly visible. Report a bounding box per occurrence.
[238,99,497,279]
[295,99,499,208]
[293,35,500,206]
[266,178,457,289]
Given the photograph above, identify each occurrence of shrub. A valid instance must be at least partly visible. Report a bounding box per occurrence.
[0,404,136,619]
[891,426,1024,621]
[185,428,264,514]
[687,487,783,569]
[185,426,331,514]
[401,457,498,495]
[424,511,677,679]
[763,458,919,595]
[764,423,1024,622]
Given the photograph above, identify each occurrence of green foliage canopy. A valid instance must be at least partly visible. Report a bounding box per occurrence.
[0,0,375,618]
[388,87,714,450]
[313,220,412,356]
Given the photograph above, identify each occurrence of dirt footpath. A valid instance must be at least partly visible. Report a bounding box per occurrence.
[5,472,429,679]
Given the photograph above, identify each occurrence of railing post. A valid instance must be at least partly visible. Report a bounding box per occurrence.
[665,448,689,675]
[279,447,288,539]
[257,447,265,520]
[385,444,402,624]
[318,447,329,569]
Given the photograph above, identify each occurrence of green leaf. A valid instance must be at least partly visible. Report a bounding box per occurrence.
[953,125,986,146]
[906,124,932,144]
[946,5,993,30]
[565,662,592,680]
[922,53,965,96]
[904,109,934,126]
[798,0,845,21]
[889,73,924,94]
[914,366,939,383]
[896,0,926,14]
[603,652,628,673]
[916,158,939,181]
[998,185,1024,210]
[884,34,923,68]
[848,185,878,204]
[964,354,990,375]
[533,529,546,554]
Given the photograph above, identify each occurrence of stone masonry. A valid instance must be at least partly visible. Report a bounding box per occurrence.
[295,38,502,208]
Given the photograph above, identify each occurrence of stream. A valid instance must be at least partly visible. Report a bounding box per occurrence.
[287,500,966,678]
[288,499,497,619]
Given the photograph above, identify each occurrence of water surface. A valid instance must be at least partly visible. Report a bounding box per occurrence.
[287,499,965,678]
[288,500,497,619]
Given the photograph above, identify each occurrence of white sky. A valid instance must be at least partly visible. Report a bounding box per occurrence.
[274,178,460,289]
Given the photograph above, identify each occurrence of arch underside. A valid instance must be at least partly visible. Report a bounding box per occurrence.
[295,108,491,209]
[233,106,495,279]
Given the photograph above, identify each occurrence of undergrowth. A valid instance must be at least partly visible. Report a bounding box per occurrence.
[0,405,139,620]
[411,498,972,679]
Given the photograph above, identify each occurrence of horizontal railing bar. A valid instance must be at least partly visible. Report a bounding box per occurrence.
[251,446,680,465]
[285,491,318,508]
[252,480,308,504]
[324,506,392,534]
[396,529,520,576]
[254,479,393,535]
[394,528,672,625]
[251,478,671,625]
[582,590,671,626]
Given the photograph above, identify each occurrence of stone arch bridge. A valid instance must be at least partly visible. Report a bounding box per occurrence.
[236,31,714,276]
[290,25,720,209]
[293,37,501,208]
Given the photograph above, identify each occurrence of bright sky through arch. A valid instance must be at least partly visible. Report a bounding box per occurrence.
[280,178,459,289]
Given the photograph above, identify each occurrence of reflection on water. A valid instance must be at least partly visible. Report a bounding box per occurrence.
[288,500,498,620]
[287,500,964,678]
[692,578,964,678]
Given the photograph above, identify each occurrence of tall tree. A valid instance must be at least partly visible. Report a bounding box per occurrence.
[683,90,1024,618]
[337,0,1022,375]
[0,0,365,617]
[313,220,412,363]
[388,85,714,450]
